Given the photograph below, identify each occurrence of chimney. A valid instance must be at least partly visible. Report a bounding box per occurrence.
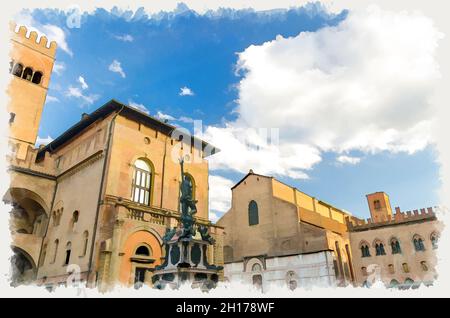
[81,113,89,120]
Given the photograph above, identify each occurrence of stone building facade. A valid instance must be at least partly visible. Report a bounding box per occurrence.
[4,24,224,290]
[347,192,442,288]
[216,171,362,290]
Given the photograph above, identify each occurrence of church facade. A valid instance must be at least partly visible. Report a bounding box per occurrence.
[217,173,442,290]
[5,24,224,291]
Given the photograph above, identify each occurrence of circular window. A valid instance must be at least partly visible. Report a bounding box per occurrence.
[144,137,150,144]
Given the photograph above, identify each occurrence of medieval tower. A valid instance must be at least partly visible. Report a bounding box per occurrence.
[7,23,57,160]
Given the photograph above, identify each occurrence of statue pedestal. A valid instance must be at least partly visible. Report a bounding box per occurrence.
[152,238,221,290]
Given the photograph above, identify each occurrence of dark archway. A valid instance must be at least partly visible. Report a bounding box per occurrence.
[10,246,37,286]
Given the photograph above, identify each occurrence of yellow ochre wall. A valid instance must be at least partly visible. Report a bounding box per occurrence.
[7,24,56,158]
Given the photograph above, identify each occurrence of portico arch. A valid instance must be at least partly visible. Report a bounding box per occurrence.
[119,230,163,287]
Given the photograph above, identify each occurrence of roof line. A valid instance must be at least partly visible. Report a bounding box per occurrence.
[36,99,219,160]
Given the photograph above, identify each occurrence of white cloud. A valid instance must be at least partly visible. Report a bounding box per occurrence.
[203,126,319,179]
[109,60,126,78]
[155,111,195,124]
[156,111,175,121]
[66,86,99,106]
[53,62,65,75]
[209,175,234,220]
[46,95,59,103]
[35,135,53,147]
[202,6,442,179]
[179,86,195,96]
[234,6,442,155]
[178,116,195,123]
[78,76,88,90]
[114,34,134,42]
[128,100,149,114]
[336,155,361,165]
[15,10,73,56]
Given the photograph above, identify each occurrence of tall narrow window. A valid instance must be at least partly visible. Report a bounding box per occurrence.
[248,200,259,226]
[40,243,47,267]
[12,63,23,77]
[32,71,43,84]
[402,263,410,273]
[390,238,401,254]
[360,242,370,257]
[22,67,33,81]
[64,242,71,265]
[373,200,381,210]
[413,235,425,252]
[131,159,153,205]
[375,241,386,256]
[430,232,439,249]
[81,231,89,257]
[52,239,59,264]
[71,211,79,231]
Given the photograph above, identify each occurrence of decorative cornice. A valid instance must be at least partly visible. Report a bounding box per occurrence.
[8,165,56,180]
[57,150,104,182]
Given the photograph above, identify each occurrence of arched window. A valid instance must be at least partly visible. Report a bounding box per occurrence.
[64,242,72,265]
[52,239,59,263]
[388,264,395,274]
[32,71,43,84]
[390,238,401,254]
[81,231,89,257]
[430,232,439,249]
[389,279,399,288]
[12,63,23,77]
[248,200,259,226]
[374,240,386,256]
[413,235,425,252]
[40,243,47,267]
[373,200,381,210]
[135,245,151,256]
[361,267,367,276]
[420,261,428,272]
[404,278,414,288]
[360,242,370,257]
[251,263,262,272]
[71,211,79,231]
[402,263,409,273]
[22,67,33,81]
[131,159,153,205]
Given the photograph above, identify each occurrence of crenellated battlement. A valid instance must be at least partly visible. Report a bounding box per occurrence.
[346,206,438,231]
[10,22,57,58]
[8,143,57,178]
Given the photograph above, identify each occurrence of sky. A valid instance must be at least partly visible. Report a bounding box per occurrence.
[15,2,441,222]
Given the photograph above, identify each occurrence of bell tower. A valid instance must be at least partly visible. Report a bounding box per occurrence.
[366,192,393,223]
[7,23,57,159]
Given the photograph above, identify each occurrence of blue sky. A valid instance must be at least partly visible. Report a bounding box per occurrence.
[19,3,441,220]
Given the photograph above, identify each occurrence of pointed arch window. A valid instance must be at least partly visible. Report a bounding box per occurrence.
[64,242,72,265]
[430,232,439,249]
[81,231,89,257]
[52,239,59,264]
[360,242,370,257]
[413,235,425,252]
[375,241,386,256]
[22,67,33,81]
[12,63,23,77]
[390,238,401,254]
[32,71,43,84]
[248,200,259,226]
[131,159,153,205]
